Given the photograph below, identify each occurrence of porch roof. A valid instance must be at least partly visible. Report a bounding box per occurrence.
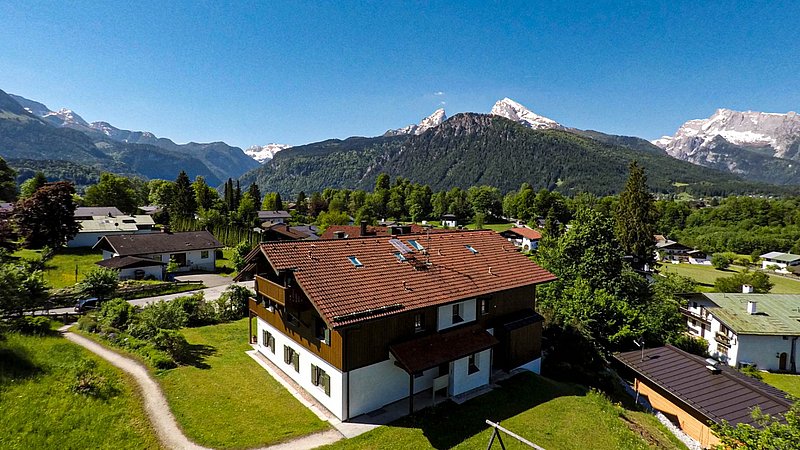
[390,324,498,374]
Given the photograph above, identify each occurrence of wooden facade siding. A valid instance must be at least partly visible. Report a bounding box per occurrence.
[249,297,345,370]
[255,274,305,306]
[635,378,720,449]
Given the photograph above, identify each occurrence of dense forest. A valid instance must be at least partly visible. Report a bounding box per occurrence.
[242,113,798,198]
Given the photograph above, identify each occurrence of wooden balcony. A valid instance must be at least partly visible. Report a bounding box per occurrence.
[255,275,303,306]
[715,332,731,347]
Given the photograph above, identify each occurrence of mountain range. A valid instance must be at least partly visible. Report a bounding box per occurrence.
[240,100,789,197]
[653,109,800,184]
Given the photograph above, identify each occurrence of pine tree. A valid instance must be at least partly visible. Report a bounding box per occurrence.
[170,171,197,219]
[234,181,241,209]
[274,192,283,211]
[0,157,17,202]
[615,161,656,271]
[247,183,261,208]
[296,191,307,215]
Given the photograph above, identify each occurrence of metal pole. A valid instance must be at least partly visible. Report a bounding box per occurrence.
[485,420,546,450]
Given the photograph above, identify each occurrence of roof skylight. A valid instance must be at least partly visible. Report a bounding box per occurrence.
[347,256,363,267]
[466,245,479,254]
[407,239,424,251]
[394,252,407,262]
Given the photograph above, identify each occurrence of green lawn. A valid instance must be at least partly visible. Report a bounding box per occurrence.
[156,319,328,449]
[761,372,800,398]
[464,222,514,232]
[322,373,686,450]
[0,330,160,449]
[660,263,800,294]
[216,247,236,277]
[13,247,102,289]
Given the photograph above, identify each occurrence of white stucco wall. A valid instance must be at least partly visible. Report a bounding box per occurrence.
[255,318,345,419]
[347,357,437,419]
[449,349,492,396]
[118,265,163,280]
[735,334,798,372]
[437,299,477,331]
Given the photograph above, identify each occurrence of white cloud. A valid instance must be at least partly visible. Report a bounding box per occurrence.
[440,101,446,105]
[433,91,445,96]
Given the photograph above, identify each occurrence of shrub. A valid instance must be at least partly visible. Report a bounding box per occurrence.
[97,298,136,330]
[152,329,190,363]
[715,269,774,294]
[172,292,218,326]
[215,284,251,321]
[126,320,158,340]
[137,300,188,331]
[7,316,52,335]
[145,347,177,370]
[79,266,119,300]
[231,241,251,272]
[69,358,119,398]
[671,334,709,357]
[711,253,732,270]
[739,364,763,380]
[77,314,99,333]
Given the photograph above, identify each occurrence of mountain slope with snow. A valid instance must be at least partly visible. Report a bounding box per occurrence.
[384,108,447,136]
[244,143,291,163]
[490,98,563,130]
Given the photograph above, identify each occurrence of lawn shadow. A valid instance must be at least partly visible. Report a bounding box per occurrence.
[389,372,583,449]
[0,345,43,385]
[182,343,217,369]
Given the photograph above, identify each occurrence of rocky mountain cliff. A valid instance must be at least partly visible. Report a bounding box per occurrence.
[244,143,292,163]
[384,108,447,136]
[654,109,800,184]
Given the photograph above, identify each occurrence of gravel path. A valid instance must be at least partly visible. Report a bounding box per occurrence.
[60,326,343,450]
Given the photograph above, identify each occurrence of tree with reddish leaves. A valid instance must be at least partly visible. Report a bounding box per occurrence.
[14,181,80,248]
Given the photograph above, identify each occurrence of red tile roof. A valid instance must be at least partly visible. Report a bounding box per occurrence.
[252,230,556,327]
[506,227,542,240]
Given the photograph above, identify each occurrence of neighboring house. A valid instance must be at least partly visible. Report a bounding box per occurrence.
[238,230,556,421]
[138,205,162,216]
[655,237,693,262]
[321,222,440,240]
[615,345,792,449]
[441,214,457,228]
[760,251,800,273]
[260,223,319,241]
[682,292,800,372]
[74,206,124,220]
[687,249,711,265]
[67,215,156,248]
[95,256,166,280]
[499,227,542,251]
[258,210,292,225]
[93,231,222,278]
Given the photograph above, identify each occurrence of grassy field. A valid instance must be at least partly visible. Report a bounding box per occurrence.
[13,247,103,289]
[216,247,236,277]
[761,372,800,398]
[464,222,514,232]
[0,329,160,449]
[156,319,328,448]
[660,263,800,294]
[322,373,686,450]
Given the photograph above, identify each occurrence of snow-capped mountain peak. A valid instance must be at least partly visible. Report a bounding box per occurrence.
[44,108,90,128]
[653,108,800,160]
[490,97,562,130]
[384,108,447,136]
[244,143,291,163]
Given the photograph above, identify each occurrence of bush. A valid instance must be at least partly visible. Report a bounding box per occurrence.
[137,299,188,331]
[215,284,251,321]
[7,316,52,335]
[77,314,99,333]
[715,269,774,294]
[69,358,119,398]
[152,329,190,363]
[711,253,732,270]
[739,364,763,380]
[671,334,709,357]
[79,266,119,300]
[97,298,136,330]
[145,347,177,370]
[172,292,218,326]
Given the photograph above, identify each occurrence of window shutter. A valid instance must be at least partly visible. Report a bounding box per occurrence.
[293,352,299,371]
[311,365,318,385]
[283,346,289,364]
[322,373,330,396]
[324,328,331,346]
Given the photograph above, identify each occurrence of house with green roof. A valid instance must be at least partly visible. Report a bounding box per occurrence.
[760,251,800,273]
[683,292,800,373]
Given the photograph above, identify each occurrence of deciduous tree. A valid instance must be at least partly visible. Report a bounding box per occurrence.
[84,173,139,214]
[14,181,80,248]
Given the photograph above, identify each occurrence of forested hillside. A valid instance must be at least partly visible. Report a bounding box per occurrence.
[241,113,792,197]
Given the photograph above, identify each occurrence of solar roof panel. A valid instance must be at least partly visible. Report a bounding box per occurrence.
[389,238,413,254]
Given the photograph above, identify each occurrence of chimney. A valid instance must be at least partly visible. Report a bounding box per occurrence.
[747,300,758,315]
[360,220,367,237]
[742,284,754,294]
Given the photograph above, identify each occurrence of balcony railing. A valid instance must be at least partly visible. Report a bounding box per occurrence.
[715,332,731,347]
[679,307,711,324]
[255,275,303,306]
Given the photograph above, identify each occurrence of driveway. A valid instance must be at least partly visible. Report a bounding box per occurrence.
[173,273,231,288]
[45,281,253,315]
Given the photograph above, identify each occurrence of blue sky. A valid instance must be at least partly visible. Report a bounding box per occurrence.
[1,1,798,148]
